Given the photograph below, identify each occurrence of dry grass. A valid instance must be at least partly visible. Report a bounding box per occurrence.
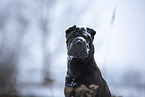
[0,78,122,97]
[0,78,18,97]
[65,84,123,97]
[0,77,54,97]
[65,84,99,97]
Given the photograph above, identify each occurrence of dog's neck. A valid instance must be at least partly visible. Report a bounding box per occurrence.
[67,48,96,79]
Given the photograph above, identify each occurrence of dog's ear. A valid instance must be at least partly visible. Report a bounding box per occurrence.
[86,27,96,37]
[65,25,76,38]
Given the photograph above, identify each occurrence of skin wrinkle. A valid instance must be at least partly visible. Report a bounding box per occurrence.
[67,30,92,59]
[65,25,111,97]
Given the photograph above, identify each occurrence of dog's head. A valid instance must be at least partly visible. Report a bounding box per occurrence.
[65,25,96,59]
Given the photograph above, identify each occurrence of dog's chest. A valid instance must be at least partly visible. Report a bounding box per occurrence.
[69,78,77,87]
[65,72,79,87]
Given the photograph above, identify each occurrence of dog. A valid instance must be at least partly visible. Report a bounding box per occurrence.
[64,25,111,97]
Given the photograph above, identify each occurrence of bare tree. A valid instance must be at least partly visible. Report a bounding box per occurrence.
[35,0,57,84]
[0,1,29,92]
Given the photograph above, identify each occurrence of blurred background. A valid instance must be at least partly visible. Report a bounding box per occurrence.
[0,0,145,97]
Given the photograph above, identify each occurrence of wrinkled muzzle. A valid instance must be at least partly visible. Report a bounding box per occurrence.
[68,37,90,59]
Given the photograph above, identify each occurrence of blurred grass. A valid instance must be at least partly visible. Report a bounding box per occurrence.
[0,77,54,97]
[0,77,123,97]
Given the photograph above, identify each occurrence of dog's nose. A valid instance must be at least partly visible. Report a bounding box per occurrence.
[75,40,83,46]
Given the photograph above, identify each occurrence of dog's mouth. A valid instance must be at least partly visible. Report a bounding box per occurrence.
[68,37,90,59]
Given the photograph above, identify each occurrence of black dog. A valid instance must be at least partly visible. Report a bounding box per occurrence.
[64,25,111,97]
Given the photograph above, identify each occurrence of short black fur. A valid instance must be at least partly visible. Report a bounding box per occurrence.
[65,25,111,97]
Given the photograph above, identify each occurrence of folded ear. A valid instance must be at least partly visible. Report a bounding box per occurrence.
[65,25,76,38]
[86,27,96,36]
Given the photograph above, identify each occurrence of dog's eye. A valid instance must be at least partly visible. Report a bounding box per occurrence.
[84,33,88,38]
[67,36,74,43]
[69,32,79,40]
[73,32,79,36]
[83,33,90,40]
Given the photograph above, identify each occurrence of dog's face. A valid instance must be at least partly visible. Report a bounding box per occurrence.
[65,25,96,59]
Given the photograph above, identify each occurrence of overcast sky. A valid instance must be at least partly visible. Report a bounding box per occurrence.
[104,0,145,71]
[1,0,145,96]
[49,0,145,81]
